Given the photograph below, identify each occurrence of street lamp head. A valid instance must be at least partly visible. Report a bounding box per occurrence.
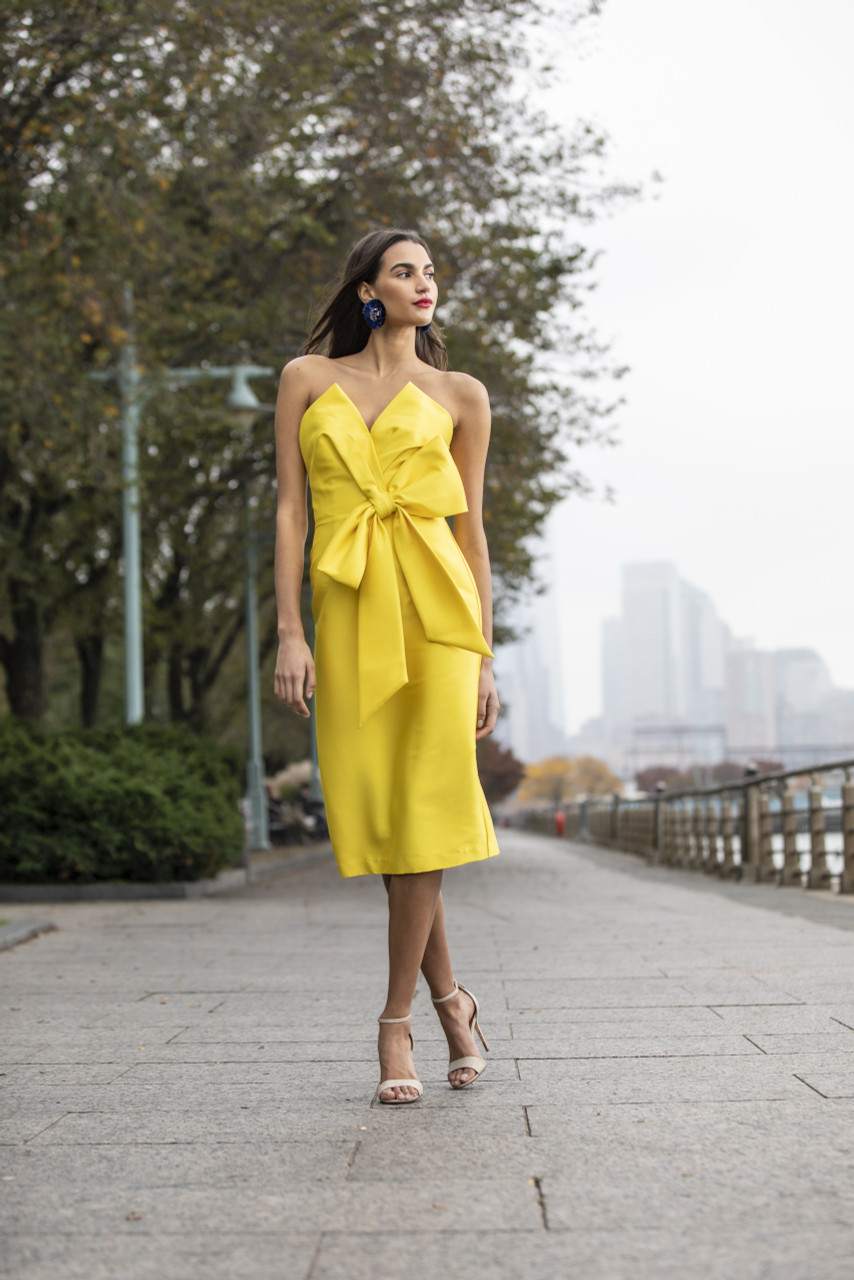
[226,365,264,427]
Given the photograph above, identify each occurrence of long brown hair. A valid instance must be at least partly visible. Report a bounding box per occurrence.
[302,228,449,371]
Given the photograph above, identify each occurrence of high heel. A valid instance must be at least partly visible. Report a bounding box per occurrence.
[374,1014,423,1105]
[431,981,489,1089]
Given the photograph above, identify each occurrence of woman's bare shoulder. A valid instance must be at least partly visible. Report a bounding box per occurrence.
[445,370,489,402]
[424,369,490,423]
[279,353,333,385]
[279,354,346,412]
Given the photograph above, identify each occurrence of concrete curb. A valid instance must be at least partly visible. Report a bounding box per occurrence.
[247,843,334,882]
[0,843,334,903]
[0,919,57,951]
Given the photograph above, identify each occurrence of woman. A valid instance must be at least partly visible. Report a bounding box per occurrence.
[273,228,500,1104]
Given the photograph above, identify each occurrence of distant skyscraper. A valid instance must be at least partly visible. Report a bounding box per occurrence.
[601,563,728,766]
[494,530,569,763]
[496,623,567,763]
[726,642,776,756]
[505,555,854,776]
[774,649,834,766]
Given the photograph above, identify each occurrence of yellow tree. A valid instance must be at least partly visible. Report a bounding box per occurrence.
[570,755,621,798]
[518,755,620,806]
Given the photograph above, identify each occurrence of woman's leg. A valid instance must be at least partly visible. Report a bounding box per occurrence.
[418,890,454,994]
[383,878,483,1088]
[377,869,443,1102]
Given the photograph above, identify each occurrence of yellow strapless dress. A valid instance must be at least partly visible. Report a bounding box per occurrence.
[299,381,500,877]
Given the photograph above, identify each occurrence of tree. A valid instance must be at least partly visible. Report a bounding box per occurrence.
[635,766,681,793]
[476,738,525,805]
[749,759,784,777]
[0,0,633,728]
[518,754,620,806]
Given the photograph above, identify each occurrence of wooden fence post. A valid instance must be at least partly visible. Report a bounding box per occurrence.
[720,795,737,878]
[652,783,665,864]
[806,777,828,888]
[743,781,761,880]
[780,782,800,886]
[757,788,776,883]
[841,773,854,894]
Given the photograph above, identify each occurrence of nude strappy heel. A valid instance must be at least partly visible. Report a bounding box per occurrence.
[431,981,489,1088]
[374,1014,423,1105]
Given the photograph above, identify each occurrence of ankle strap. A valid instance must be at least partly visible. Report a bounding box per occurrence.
[378,1013,411,1025]
[431,982,459,1006]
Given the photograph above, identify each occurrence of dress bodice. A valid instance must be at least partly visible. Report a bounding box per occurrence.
[300,381,456,524]
[299,381,491,724]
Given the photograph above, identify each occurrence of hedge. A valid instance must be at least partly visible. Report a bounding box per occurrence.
[0,720,245,883]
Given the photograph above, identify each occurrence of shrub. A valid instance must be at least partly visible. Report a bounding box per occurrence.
[0,720,244,883]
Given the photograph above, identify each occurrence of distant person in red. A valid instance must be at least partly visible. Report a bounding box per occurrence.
[554,809,566,837]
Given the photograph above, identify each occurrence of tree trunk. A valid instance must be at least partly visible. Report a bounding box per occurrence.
[186,646,211,733]
[167,641,186,721]
[75,633,104,728]
[0,586,45,719]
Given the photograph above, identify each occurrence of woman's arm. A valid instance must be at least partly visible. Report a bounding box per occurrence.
[449,374,500,740]
[273,361,315,717]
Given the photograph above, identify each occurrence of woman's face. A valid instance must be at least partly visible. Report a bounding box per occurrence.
[361,240,437,330]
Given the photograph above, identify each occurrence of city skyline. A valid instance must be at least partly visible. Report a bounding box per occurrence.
[497,556,854,771]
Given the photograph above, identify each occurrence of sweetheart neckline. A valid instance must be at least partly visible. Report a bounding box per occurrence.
[302,380,453,434]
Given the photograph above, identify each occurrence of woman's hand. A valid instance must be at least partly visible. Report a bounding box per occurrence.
[476,661,499,740]
[274,634,316,717]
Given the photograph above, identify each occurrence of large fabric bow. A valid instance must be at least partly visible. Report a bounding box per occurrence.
[316,434,492,724]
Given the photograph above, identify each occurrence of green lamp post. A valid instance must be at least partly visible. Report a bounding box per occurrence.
[89,286,276,848]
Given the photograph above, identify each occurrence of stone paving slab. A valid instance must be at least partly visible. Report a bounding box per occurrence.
[2,828,854,1278]
[706,1004,854,1031]
[1,1140,357,1190]
[0,1233,321,1280]
[514,1059,815,1104]
[0,920,57,952]
[507,1004,725,1029]
[793,1067,854,1098]
[3,1175,541,1235]
[305,1227,854,1280]
[1,1062,134,1088]
[506,1033,762,1057]
[745,1030,854,1053]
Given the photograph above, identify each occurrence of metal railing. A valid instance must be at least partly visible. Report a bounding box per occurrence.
[516,756,854,893]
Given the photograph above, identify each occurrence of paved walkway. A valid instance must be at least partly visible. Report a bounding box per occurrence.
[2,830,854,1279]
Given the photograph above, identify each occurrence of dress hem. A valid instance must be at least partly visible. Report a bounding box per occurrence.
[334,844,499,880]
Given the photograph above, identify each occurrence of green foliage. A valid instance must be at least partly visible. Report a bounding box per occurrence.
[0,0,634,727]
[0,719,244,882]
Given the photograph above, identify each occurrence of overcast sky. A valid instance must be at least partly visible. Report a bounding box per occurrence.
[523,0,854,734]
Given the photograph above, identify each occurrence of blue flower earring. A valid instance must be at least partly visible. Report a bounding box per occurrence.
[361,298,386,330]
[417,322,432,335]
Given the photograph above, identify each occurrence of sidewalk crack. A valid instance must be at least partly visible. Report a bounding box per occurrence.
[743,1035,766,1054]
[303,1232,323,1280]
[24,1113,69,1143]
[108,1065,136,1083]
[794,1073,828,1098]
[345,1138,361,1175]
[533,1175,549,1230]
